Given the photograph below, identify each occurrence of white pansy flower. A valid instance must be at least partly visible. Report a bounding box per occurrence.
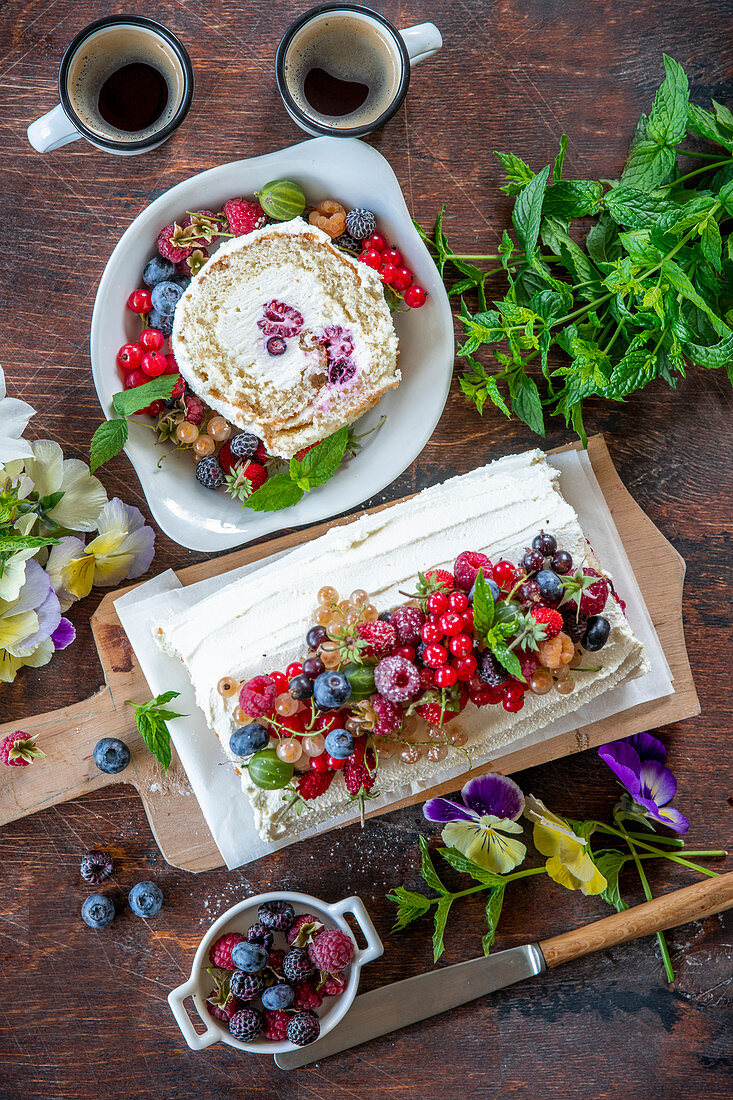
[0,365,35,464]
[24,439,108,532]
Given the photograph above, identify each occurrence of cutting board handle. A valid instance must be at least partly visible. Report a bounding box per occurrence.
[539,873,733,969]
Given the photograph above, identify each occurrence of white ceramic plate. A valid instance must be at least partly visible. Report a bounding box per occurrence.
[91,137,454,552]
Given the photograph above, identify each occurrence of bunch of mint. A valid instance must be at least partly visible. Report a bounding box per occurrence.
[416,55,733,442]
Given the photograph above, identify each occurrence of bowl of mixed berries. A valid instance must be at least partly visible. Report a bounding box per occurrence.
[168,890,383,1053]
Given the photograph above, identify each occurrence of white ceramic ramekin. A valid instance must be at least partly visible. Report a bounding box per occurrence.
[168,890,383,1054]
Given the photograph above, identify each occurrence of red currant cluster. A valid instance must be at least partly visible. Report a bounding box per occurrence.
[357,233,427,308]
[117,291,179,416]
[417,589,475,688]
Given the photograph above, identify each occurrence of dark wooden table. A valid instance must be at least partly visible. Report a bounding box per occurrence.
[1,1,732,1096]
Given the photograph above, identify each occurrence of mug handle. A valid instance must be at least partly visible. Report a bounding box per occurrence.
[27,104,80,153]
[398,22,443,67]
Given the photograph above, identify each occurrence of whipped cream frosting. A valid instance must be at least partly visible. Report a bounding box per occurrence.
[155,450,649,841]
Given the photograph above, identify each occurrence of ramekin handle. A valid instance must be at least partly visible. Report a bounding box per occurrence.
[168,979,221,1050]
[328,895,384,965]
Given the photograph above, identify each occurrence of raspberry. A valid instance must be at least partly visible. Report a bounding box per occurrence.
[308,929,354,973]
[229,1007,263,1042]
[239,675,277,719]
[230,970,265,1001]
[373,655,420,703]
[357,620,396,658]
[267,948,285,974]
[454,551,493,591]
[254,439,269,464]
[287,1009,320,1046]
[296,769,334,800]
[223,197,266,236]
[371,693,402,736]
[263,1009,289,1041]
[234,461,268,494]
[477,651,508,687]
[259,900,295,932]
[328,357,356,385]
[0,732,44,767]
[180,209,219,248]
[184,395,206,425]
[219,434,259,474]
[157,222,192,264]
[418,667,434,690]
[531,606,563,639]
[245,922,274,951]
[390,604,425,645]
[415,685,468,725]
[518,651,540,681]
[425,568,454,590]
[80,851,113,885]
[195,456,224,490]
[209,932,246,970]
[257,300,304,337]
[292,980,323,1010]
[344,756,375,797]
[319,971,347,996]
[319,324,354,361]
[171,376,186,400]
[283,949,315,982]
[579,569,611,617]
[287,914,325,947]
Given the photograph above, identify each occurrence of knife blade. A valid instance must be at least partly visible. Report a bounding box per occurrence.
[274,943,546,1070]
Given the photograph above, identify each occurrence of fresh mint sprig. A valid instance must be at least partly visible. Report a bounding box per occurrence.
[240,426,349,512]
[125,690,186,771]
[90,375,180,472]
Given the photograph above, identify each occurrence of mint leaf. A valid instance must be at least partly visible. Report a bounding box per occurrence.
[387,886,432,932]
[0,533,60,553]
[700,218,723,271]
[621,132,677,190]
[494,150,535,195]
[289,426,348,490]
[471,568,495,641]
[662,259,729,336]
[543,180,603,218]
[419,835,449,894]
[432,895,453,962]
[112,375,178,418]
[244,473,304,512]
[90,418,128,472]
[552,134,568,182]
[594,850,629,912]
[491,640,524,680]
[605,187,676,229]
[439,846,505,886]
[482,884,506,954]
[647,55,689,145]
[126,691,185,772]
[508,373,545,435]
[688,102,733,151]
[512,165,550,255]
[685,332,733,368]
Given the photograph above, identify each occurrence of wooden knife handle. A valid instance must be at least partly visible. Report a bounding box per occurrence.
[539,872,733,969]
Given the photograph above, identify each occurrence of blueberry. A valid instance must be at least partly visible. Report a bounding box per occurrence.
[313,670,351,710]
[231,941,268,973]
[306,625,328,650]
[128,880,163,918]
[147,308,173,336]
[288,674,314,701]
[151,280,184,316]
[143,255,176,287]
[469,578,500,605]
[81,893,115,929]
[230,722,269,757]
[93,737,130,774]
[583,615,610,651]
[324,728,355,759]
[262,983,295,1010]
[171,274,190,289]
[535,569,564,605]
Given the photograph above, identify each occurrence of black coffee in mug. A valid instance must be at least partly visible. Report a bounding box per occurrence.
[97,61,169,132]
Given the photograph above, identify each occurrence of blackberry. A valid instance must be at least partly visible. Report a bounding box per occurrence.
[561,608,587,645]
[259,900,295,932]
[80,850,113,885]
[282,948,315,982]
[228,1007,264,1042]
[246,921,274,951]
[196,456,224,490]
[286,1009,321,1046]
[345,207,377,240]
[477,651,508,688]
[333,232,361,255]
[230,969,265,1002]
[229,433,259,461]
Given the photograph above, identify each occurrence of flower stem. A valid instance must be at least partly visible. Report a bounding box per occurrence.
[617,821,674,982]
[596,821,723,877]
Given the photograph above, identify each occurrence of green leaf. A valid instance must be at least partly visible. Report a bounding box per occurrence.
[111,375,178,418]
[712,99,733,134]
[688,102,733,151]
[552,134,568,183]
[605,186,676,229]
[289,426,348,490]
[684,331,733,368]
[607,341,660,399]
[89,418,129,472]
[387,886,432,932]
[439,846,506,887]
[418,835,449,894]
[618,228,663,264]
[512,165,550,256]
[491,640,524,680]
[586,213,621,264]
[700,218,723,272]
[482,884,506,954]
[543,180,603,218]
[621,139,677,190]
[0,533,60,553]
[494,150,535,194]
[594,851,629,912]
[471,568,495,641]
[432,895,453,962]
[662,258,729,336]
[244,473,304,512]
[508,372,545,435]
[647,55,689,145]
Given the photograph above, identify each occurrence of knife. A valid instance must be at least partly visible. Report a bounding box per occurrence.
[275,871,733,1069]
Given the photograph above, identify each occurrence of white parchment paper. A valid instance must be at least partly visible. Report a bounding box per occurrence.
[115,450,673,869]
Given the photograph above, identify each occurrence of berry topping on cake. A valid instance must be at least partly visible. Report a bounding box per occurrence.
[296,769,334,800]
[209,932,247,970]
[371,693,402,736]
[454,551,492,591]
[223,197,266,236]
[425,568,455,590]
[583,614,611,651]
[257,300,304,338]
[343,752,376,798]
[308,928,354,973]
[374,656,420,703]
[239,675,277,718]
[390,604,425,645]
[530,606,564,639]
[266,335,287,356]
[577,569,611,616]
[356,619,396,657]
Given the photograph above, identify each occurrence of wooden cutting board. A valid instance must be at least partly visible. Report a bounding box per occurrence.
[0,436,699,871]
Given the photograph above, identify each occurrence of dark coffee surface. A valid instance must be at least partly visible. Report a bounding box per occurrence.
[97,61,168,132]
[1,1,732,1097]
[303,66,369,116]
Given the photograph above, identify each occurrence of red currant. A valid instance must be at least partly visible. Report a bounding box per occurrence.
[277,713,305,736]
[141,350,167,377]
[454,654,478,680]
[381,263,398,284]
[286,662,303,678]
[502,684,526,712]
[426,592,449,616]
[365,233,386,252]
[269,671,288,694]
[394,645,416,661]
[421,621,443,644]
[434,665,458,688]
[462,608,474,632]
[439,612,464,637]
[164,352,179,374]
[140,327,165,352]
[327,755,346,770]
[117,343,142,371]
[405,285,427,308]
[140,399,164,418]
[449,633,473,657]
[125,368,148,389]
[382,247,402,266]
[361,249,382,269]
[469,682,504,706]
[127,288,152,314]
[493,560,519,590]
[423,643,448,668]
[314,713,340,734]
[448,591,469,613]
[310,753,331,772]
[391,267,413,291]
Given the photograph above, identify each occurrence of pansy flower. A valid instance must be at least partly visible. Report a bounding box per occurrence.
[598,732,689,834]
[0,365,35,464]
[24,439,108,532]
[524,795,607,895]
[61,498,155,600]
[423,773,527,873]
[0,559,62,682]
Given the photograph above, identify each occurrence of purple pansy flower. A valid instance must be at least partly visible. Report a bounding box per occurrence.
[51,617,76,651]
[598,732,689,834]
[423,774,527,873]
